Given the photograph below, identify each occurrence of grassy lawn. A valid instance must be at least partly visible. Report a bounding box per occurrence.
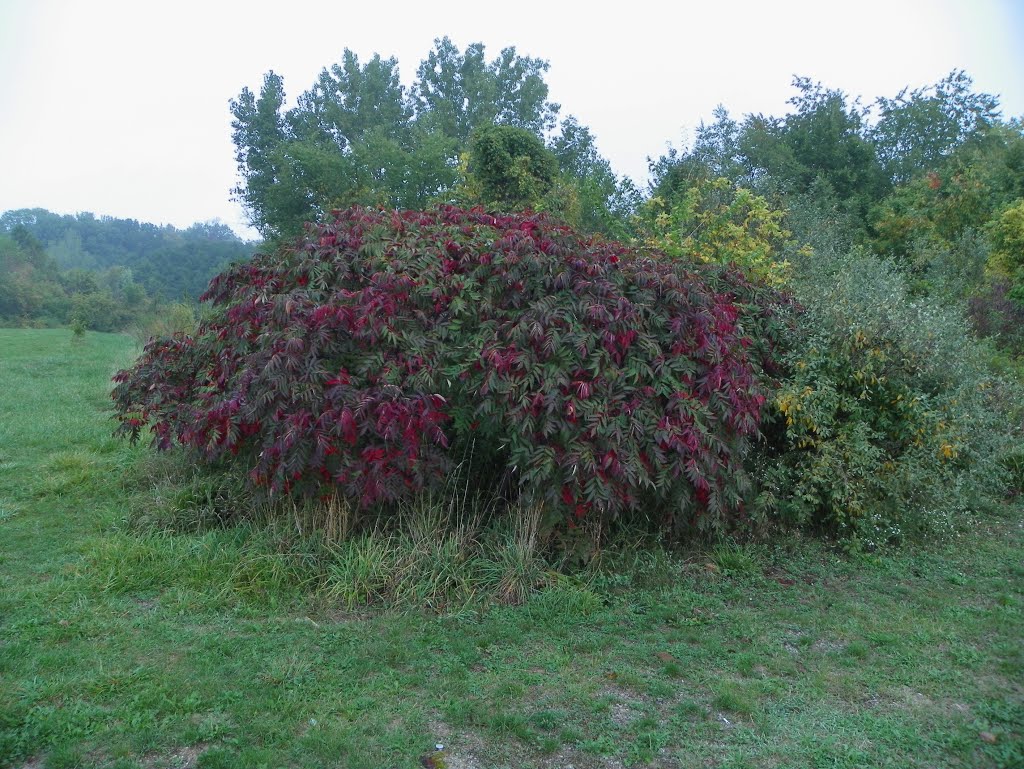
[1,327,1021,768]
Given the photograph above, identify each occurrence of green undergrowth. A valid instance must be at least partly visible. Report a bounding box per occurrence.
[2,328,1022,768]
[111,448,568,613]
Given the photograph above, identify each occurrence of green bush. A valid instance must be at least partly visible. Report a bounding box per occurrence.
[761,239,1017,545]
[466,124,560,211]
[130,301,197,347]
[70,290,131,332]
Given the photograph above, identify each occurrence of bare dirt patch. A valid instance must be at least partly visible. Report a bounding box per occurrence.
[141,743,208,769]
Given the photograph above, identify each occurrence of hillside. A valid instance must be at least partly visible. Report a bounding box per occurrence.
[0,208,257,302]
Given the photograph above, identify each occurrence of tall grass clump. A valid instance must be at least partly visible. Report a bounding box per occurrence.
[123,450,552,611]
[322,497,550,611]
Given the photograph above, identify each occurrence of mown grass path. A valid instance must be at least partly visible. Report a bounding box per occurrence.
[1,328,1021,768]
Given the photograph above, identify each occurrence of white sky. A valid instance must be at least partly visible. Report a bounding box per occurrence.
[1,0,1021,240]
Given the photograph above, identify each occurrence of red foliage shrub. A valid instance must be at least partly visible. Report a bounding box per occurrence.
[112,206,790,535]
[968,280,1024,357]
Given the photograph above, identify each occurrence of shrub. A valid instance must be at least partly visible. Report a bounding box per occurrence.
[129,301,197,348]
[640,178,791,286]
[968,279,1024,356]
[70,290,132,332]
[762,240,1017,544]
[112,205,789,538]
[467,124,560,211]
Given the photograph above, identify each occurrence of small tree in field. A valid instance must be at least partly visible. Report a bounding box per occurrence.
[113,206,790,537]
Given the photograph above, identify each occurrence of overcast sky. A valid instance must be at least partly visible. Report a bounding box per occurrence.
[1,0,1022,239]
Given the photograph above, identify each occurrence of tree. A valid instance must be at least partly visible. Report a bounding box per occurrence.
[650,82,889,235]
[414,38,559,143]
[230,41,566,238]
[551,116,639,239]
[467,124,559,210]
[742,78,889,218]
[987,198,1024,303]
[869,121,1024,266]
[0,232,66,322]
[649,106,747,201]
[284,52,456,214]
[10,225,47,265]
[295,51,411,149]
[230,71,315,238]
[641,177,790,286]
[872,70,1000,184]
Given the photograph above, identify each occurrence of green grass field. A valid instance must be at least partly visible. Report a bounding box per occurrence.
[1,328,1022,768]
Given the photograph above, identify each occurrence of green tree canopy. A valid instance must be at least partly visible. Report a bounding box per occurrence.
[229,40,635,240]
[467,124,559,210]
[649,71,1007,243]
[741,78,889,218]
[414,39,559,142]
[872,70,1001,184]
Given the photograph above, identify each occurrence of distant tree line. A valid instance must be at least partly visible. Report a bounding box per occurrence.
[0,209,257,331]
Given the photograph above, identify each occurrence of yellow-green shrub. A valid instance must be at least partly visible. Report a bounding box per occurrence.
[641,178,791,286]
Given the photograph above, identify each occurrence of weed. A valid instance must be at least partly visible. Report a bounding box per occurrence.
[713,682,757,716]
[710,541,762,577]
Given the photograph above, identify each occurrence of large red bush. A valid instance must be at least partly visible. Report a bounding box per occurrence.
[113,206,790,534]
